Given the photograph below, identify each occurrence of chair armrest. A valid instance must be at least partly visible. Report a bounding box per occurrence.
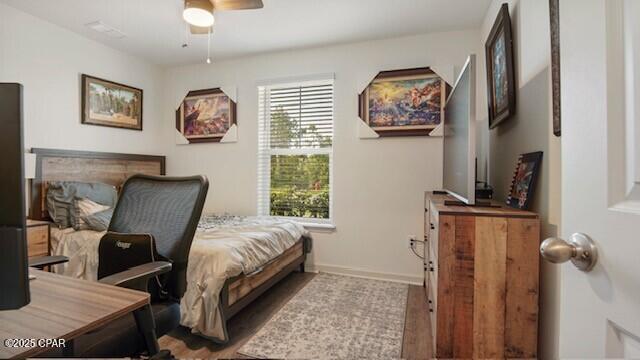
[99,261,172,290]
[28,255,69,269]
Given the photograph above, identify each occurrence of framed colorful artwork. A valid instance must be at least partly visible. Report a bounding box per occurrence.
[358,67,447,137]
[81,74,143,130]
[176,88,236,144]
[485,3,516,129]
[506,151,543,210]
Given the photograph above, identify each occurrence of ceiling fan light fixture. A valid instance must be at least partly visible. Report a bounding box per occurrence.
[183,0,215,28]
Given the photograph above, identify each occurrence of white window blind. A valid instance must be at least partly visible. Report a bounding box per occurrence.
[258,78,334,223]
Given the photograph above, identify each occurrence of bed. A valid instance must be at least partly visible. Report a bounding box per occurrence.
[30,148,311,343]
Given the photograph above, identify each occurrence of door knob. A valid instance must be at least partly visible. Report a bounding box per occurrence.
[540,233,598,272]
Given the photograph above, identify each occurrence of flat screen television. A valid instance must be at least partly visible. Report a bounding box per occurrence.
[0,83,30,310]
[443,55,477,205]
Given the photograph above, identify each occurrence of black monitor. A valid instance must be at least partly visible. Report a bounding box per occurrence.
[0,83,30,310]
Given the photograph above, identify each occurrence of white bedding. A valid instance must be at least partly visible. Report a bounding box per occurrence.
[49,215,310,343]
[51,227,103,281]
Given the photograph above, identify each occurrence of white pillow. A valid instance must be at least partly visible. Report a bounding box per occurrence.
[72,197,111,230]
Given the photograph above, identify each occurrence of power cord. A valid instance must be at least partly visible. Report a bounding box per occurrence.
[410,239,425,260]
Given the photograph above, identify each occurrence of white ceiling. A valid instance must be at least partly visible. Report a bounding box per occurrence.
[1,0,492,66]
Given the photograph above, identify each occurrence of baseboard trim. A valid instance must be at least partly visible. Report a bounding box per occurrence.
[308,263,423,286]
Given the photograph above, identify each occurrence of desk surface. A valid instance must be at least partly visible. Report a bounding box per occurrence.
[0,269,149,358]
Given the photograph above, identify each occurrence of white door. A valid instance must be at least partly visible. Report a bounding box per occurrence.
[558,0,640,357]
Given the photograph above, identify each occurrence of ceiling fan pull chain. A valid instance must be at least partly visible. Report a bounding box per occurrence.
[207,27,212,64]
[183,23,190,48]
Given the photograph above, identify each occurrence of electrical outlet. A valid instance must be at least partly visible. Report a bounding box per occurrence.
[408,235,417,249]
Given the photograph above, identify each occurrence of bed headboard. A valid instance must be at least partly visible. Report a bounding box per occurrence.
[29,148,166,220]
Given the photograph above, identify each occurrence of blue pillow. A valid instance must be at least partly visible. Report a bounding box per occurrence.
[46,181,117,228]
[81,208,114,232]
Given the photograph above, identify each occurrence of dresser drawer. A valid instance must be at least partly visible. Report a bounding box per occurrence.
[424,236,430,288]
[427,276,437,351]
[424,208,430,241]
[429,202,439,226]
[429,272,438,312]
[27,224,49,258]
[429,221,438,264]
[429,257,438,290]
[425,260,438,294]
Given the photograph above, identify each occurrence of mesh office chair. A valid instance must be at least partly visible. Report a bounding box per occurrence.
[55,174,209,358]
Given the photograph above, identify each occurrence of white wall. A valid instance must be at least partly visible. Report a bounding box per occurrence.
[0,3,165,155]
[479,1,561,358]
[163,30,481,284]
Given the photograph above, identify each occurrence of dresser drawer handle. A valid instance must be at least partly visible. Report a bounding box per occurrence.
[428,261,434,272]
[430,223,435,230]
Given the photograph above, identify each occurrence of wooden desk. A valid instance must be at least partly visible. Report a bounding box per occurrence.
[0,269,149,358]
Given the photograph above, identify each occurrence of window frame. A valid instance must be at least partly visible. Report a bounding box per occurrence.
[257,77,335,226]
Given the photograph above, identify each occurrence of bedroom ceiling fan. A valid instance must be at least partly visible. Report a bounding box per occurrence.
[183,0,264,35]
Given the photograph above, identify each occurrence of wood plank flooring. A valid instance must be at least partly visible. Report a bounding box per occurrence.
[402,281,433,359]
[159,272,433,359]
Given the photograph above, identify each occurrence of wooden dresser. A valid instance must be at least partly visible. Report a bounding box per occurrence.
[424,192,540,359]
[26,219,51,259]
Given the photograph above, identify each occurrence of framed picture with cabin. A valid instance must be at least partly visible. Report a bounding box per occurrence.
[81,74,143,131]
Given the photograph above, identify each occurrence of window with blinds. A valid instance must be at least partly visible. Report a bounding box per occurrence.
[258,78,334,223]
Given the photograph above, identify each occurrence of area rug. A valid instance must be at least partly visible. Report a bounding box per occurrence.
[237,273,408,359]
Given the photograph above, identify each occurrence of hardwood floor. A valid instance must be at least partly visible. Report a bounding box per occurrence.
[159,272,433,359]
[402,282,433,359]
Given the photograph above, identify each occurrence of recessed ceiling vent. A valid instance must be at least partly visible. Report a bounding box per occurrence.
[84,21,126,39]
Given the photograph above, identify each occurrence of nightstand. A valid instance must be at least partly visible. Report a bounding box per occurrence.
[26,220,51,259]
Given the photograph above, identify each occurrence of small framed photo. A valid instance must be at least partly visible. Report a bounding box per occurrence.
[506,151,543,210]
[485,3,516,129]
[358,68,446,137]
[81,74,143,130]
[176,88,236,143]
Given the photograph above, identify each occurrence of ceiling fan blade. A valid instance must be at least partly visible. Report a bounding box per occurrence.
[210,0,263,11]
[190,25,212,34]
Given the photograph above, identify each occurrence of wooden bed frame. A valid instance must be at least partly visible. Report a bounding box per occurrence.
[218,238,308,341]
[29,148,309,343]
